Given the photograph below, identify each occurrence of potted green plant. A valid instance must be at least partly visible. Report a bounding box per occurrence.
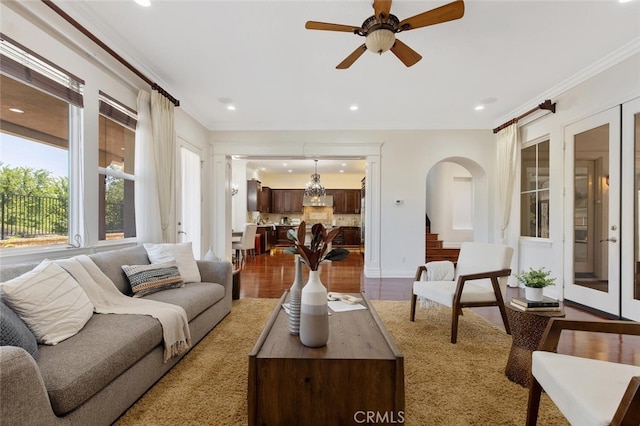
[515,267,556,301]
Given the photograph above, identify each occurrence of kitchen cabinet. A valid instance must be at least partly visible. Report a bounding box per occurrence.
[333,226,360,246]
[271,189,304,214]
[276,225,295,246]
[247,179,261,212]
[256,226,276,253]
[343,226,360,246]
[259,186,271,213]
[327,189,361,214]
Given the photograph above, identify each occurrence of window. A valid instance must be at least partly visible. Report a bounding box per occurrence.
[0,33,83,249]
[98,91,137,241]
[521,140,550,238]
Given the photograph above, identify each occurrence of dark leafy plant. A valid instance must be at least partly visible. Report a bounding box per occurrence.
[284,221,350,271]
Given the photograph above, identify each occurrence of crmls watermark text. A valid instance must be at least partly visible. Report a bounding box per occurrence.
[353,411,405,424]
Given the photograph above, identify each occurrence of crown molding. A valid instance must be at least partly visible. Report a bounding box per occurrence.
[494,37,640,128]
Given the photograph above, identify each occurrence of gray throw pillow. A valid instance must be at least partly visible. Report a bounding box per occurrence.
[0,299,38,358]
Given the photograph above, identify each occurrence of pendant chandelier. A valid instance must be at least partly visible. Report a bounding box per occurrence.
[304,160,326,199]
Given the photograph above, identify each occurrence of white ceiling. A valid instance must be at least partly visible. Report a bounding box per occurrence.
[57,0,640,135]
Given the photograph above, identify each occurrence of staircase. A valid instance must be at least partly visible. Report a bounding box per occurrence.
[425,228,460,263]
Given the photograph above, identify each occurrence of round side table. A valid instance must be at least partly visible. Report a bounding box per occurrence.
[504,303,565,387]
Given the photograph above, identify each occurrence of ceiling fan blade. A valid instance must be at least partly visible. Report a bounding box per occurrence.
[305,21,361,33]
[398,0,465,32]
[390,39,422,67]
[373,0,392,19]
[336,44,367,69]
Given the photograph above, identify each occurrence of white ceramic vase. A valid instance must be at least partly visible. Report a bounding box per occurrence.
[525,286,544,302]
[288,255,304,335]
[299,270,329,347]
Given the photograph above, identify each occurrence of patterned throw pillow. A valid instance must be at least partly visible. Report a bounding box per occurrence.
[0,299,38,358]
[122,261,184,297]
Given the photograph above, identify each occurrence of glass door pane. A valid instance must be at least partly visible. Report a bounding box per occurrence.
[564,106,620,316]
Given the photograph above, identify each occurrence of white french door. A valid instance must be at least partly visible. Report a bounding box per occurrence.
[621,97,640,321]
[564,106,621,316]
[177,139,202,259]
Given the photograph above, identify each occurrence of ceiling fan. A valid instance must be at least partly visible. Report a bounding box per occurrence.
[305,0,465,69]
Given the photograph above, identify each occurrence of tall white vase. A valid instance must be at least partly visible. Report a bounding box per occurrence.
[288,255,304,335]
[299,270,329,347]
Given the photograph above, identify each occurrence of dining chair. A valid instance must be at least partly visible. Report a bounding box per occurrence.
[232,223,258,265]
[410,242,513,343]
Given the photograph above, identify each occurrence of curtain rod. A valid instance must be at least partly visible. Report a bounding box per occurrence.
[493,99,555,134]
[41,0,180,107]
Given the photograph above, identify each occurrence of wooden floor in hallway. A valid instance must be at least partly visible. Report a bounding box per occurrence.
[236,249,640,366]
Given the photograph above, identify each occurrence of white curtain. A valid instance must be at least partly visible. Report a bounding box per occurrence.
[496,123,518,243]
[151,90,176,243]
[134,90,162,243]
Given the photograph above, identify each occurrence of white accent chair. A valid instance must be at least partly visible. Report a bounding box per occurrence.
[232,223,258,265]
[410,242,513,343]
[526,318,640,426]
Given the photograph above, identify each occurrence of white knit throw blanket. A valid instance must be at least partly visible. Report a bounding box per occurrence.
[419,260,456,308]
[425,260,455,281]
[56,255,191,362]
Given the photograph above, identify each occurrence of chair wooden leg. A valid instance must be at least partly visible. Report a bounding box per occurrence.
[497,299,511,335]
[526,376,543,426]
[451,305,459,344]
[410,294,417,322]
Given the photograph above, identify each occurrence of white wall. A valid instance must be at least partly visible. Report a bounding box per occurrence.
[516,52,640,299]
[0,2,210,263]
[211,129,497,277]
[258,172,363,189]
[426,162,474,246]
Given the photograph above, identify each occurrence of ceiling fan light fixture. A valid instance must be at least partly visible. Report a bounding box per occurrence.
[365,29,395,54]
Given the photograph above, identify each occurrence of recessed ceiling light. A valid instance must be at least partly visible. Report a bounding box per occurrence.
[135,0,151,7]
[283,163,288,167]
[288,169,293,173]
[339,170,344,173]
[226,105,236,111]
[474,105,485,111]
[9,108,24,113]
[350,105,358,111]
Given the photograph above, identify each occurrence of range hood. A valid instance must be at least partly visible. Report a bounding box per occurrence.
[303,195,333,207]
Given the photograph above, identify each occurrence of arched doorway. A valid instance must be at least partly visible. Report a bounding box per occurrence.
[425,157,488,262]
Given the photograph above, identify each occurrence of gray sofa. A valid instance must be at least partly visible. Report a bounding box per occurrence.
[0,245,233,425]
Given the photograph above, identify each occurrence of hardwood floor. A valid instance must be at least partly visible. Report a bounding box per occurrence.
[236,249,640,365]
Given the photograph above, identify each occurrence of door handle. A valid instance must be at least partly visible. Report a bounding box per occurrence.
[178,231,187,235]
[599,237,617,243]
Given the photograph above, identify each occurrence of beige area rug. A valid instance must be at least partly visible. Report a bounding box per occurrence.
[115,299,567,425]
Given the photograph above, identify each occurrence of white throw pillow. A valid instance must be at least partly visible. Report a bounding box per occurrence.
[143,242,201,283]
[0,260,94,345]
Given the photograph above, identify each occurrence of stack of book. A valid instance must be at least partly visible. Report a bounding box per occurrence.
[510,296,561,312]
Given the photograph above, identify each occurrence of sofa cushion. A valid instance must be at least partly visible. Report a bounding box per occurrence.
[122,261,184,297]
[36,312,162,416]
[142,282,225,321]
[144,242,201,283]
[0,299,38,358]
[0,260,93,345]
[89,246,150,295]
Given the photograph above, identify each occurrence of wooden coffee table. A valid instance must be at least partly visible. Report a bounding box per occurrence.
[248,291,405,426]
